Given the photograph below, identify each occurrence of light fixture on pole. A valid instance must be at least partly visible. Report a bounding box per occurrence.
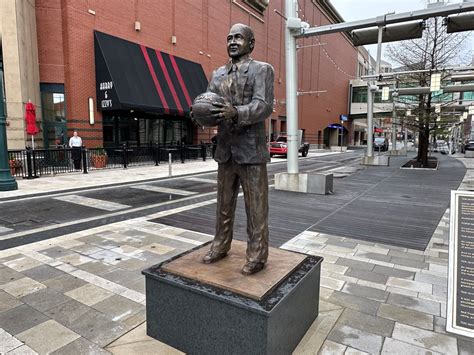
[430,73,441,92]
[351,21,424,46]
[463,112,468,119]
[406,109,411,116]
[88,97,95,125]
[469,105,474,115]
[381,86,390,101]
[446,12,474,33]
[435,103,441,113]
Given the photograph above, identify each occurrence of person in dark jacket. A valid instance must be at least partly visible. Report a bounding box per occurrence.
[201,23,274,275]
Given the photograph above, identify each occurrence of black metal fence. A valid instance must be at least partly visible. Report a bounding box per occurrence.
[7,144,215,178]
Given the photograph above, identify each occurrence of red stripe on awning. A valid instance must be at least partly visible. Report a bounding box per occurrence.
[156,50,183,116]
[140,45,170,114]
[169,55,192,107]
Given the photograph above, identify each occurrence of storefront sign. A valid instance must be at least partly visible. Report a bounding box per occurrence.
[94,33,121,111]
[99,81,114,109]
[447,191,474,337]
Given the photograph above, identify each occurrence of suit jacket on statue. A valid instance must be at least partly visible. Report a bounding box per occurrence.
[208,58,274,164]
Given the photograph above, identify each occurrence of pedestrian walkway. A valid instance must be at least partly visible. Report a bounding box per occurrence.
[1,152,473,354]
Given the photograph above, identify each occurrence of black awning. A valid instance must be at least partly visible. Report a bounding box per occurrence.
[94,31,208,116]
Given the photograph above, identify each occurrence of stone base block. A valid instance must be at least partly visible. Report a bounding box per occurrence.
[389,149,407,156]
[142,242,323,355]
[274,172,333,194]
[330,146,347,152]
[465,150,474,158]
[362,155,390,166]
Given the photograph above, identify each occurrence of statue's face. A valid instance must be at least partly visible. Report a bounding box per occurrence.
[227,25,254,59]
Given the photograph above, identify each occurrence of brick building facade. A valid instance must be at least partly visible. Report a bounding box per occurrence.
[2,0,357,149]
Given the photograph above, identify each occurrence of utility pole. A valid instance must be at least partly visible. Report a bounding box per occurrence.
[0,68,18,191]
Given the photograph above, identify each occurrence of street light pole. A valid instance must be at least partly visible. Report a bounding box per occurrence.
[367,84,375,158]
[392,89,398,152]
[285,0,299,174]
[0,70,18,191]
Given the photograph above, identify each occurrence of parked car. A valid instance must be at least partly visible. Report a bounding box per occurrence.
[269,133,310,157]
[373,137,389,152]
[464,140,474,152]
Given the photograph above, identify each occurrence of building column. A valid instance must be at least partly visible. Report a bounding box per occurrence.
[1,0,41,149]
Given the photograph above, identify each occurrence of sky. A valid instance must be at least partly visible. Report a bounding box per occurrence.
[328,0,474,66]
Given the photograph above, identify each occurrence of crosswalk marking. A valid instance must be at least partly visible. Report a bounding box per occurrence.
[130,185,197,196]
[0,226,13,235]
[186,177,217,184]
[54,195,130,211]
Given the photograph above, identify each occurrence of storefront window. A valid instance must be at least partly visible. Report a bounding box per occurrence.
[103,116,115,144]
[102,112,194,147]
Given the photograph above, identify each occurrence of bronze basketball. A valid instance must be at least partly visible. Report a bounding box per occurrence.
[191,92,225,127]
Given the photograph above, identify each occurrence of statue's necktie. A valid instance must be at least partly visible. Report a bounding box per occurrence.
[230,64,238,105]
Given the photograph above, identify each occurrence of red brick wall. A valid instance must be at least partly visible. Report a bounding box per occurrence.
[36,0,357,147]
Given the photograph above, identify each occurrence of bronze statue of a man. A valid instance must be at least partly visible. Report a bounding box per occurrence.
[202,23,274,275]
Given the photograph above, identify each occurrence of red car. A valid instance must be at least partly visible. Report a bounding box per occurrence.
[269,136,309,157]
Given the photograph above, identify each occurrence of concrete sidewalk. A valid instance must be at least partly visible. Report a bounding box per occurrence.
[1,152,473,354]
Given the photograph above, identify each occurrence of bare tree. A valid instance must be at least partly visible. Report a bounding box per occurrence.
[386,16,471,166]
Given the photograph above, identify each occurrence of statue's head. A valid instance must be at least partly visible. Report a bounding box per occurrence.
[227,23,255,60]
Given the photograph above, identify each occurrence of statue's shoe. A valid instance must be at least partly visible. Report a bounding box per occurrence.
[202,250,227,264]
[241,261,265,275]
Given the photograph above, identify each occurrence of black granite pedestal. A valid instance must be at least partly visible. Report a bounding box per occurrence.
[142,242,323,355]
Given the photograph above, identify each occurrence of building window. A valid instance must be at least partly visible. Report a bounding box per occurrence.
[463,91,474,100]
[352,86,393,103]
[42,92,66,123]
[40,83,66,148]
[243,0,269,14]
[352,87,367,103]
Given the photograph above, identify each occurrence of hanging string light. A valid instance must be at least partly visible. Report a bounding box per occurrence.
[296,1,356,79]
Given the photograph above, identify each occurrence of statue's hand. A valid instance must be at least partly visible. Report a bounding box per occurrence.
[210,101,237,123]
[189,107,198,125]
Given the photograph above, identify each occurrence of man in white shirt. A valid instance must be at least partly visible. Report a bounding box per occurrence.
[69,131,82,147]
[69,131,83,170]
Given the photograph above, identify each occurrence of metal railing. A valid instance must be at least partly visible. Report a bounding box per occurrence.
[7,143,215,178]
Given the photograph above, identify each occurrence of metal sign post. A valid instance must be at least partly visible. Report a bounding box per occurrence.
[447,191,474,337]
[340,115,348,152]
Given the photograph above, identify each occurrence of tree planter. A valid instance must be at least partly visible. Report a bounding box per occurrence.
[91,155,107,168]
[9,159,22,176]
